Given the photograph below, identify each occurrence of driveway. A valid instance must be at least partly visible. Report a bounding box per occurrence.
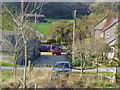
[31,52,67,66]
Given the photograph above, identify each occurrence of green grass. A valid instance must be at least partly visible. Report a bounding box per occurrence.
[117,72,120,85]
[100,72,113,77]
[1,69,13,80]
[1,69,24,80]
[0,62,23,66]
[45,18,72,23]
[36,23,50,37]
[0,62,14,66]
[100,72,120,85]
[27,19,72,37]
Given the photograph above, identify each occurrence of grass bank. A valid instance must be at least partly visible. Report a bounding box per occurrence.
[0,62,14,66]
[1,69,120,88]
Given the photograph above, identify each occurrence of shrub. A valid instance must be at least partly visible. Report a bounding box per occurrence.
[72,59,81,66]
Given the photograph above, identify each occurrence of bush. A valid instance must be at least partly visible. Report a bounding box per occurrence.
[72,59,81,66]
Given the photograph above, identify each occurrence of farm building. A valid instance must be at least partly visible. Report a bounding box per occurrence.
[24,14,45,22]
[0,30,42,65]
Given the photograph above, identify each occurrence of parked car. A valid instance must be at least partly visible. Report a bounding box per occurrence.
[51,43,60,49]
[52,48,61,55]
[38,45,48,52]
[53,61,72,76]
[46,45,51,51]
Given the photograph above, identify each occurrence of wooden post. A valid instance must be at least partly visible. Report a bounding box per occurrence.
[50,65,54,81]
[28,61,31,73]
[34,83,38,88]
[96,54,99,73]
[112,67,117,83]
[0,63,2,88]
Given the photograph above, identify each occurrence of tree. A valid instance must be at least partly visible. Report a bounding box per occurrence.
[89,2,118,15]
[48,20,73,44]
[2,1,47,88]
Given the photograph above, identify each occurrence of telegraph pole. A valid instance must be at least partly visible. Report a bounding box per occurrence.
[72,10,76,61]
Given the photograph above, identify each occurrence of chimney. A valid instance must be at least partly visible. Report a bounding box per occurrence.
[102,8,114,30]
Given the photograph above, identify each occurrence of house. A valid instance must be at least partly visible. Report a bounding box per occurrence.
[24,14,45,22]
[92,8,119,60]
[0,30,40,65]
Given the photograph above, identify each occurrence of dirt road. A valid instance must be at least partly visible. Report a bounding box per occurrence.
[31,52,67,66]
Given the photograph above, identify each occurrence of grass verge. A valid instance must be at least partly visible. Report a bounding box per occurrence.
[0,62,14,66]
[1,69,120,88]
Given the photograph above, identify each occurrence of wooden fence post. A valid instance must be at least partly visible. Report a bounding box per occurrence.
[112,67,117,83]
[0,63,2,88]
[50,65,54,81]
[28,61,31,73]
[34,83,38,88]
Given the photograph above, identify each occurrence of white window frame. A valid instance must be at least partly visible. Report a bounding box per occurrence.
[105,33,110,37]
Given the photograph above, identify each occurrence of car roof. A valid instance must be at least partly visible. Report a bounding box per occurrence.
[41,45,46,46]
[56,61,70,64]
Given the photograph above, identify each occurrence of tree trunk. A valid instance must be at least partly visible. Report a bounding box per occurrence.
[12,53,17,77]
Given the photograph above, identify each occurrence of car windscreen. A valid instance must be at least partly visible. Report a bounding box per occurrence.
[56,63,69,68]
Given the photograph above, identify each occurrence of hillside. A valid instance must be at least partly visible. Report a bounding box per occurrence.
[42,2,91,19]
[3,2,91,19]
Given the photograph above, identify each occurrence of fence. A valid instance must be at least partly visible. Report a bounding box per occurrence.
[97,67,119,83]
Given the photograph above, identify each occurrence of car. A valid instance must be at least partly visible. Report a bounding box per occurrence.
[53,61,72,76]
[38,45,48,52]
[46,45,51,51]
[52,48,61,55]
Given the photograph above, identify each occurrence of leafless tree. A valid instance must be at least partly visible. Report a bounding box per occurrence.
[2,1,47,88]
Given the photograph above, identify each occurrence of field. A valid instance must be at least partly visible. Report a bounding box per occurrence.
[28,19,72,37]
[36,23,50,37]
[45,18,72,23]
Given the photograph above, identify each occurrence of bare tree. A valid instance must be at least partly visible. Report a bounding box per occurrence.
[2,1,47,88]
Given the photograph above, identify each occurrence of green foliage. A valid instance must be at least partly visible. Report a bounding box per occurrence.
[56,37,61,44]
[2,9,18,30]
[89,2,118,15]
[72,59,81,66]
[43,2,90,18]
[117,73,120,85]
[4,2,90,19]
[49,20,73,44]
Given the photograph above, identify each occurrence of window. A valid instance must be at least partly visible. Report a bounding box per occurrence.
[105,33,110,37]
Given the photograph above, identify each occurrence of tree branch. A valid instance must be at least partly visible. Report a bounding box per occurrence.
[2,3,20,27]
